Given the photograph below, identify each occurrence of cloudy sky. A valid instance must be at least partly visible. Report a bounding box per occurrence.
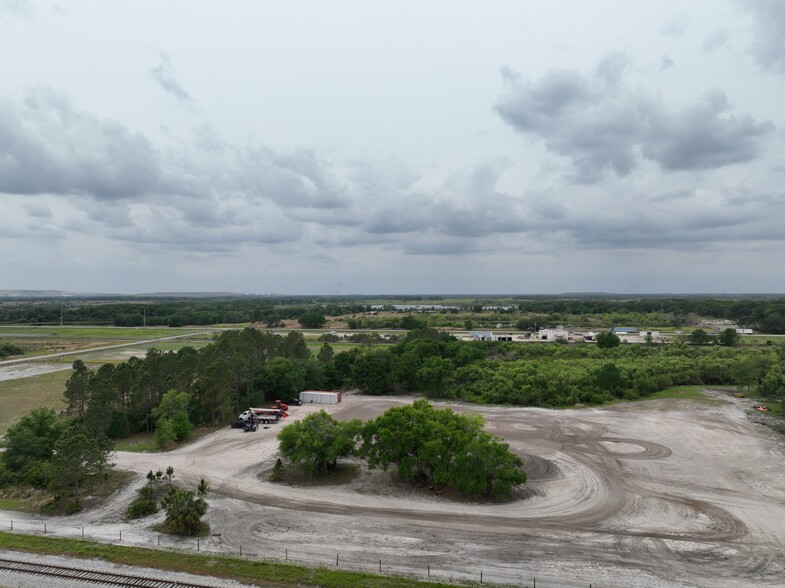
[2,1,785,294]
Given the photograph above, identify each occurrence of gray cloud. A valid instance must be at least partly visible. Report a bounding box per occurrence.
[642,90,773,171]
[495,60,773,182]
[741,0,785,73]
[660,55,674,71]
[2,84,782,263]
[149,52,193,104]
[0,89,162,198]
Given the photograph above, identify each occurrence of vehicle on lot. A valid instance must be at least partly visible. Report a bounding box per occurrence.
[287,398,302,406]
[230,419,246,429]
[238,408,282,424]
[244,421,258,432]
[272,399,289,411]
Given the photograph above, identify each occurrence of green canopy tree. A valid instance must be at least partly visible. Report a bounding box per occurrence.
[49,424,112,507]
[719,328,741,347]
[688,329,713,346]
[596,332,621,349]
[64,360,91,417]
[2,407,64,473]
[153,389,193,448]
[298,311,326,328]
[360,400,525,499]
[277,410,361,476]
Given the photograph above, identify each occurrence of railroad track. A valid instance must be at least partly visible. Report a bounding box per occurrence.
[0,557,227,587]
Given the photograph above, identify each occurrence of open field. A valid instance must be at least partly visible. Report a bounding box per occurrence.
[2,392,783,587]
[0,370,69,434]
[0,326,207,340]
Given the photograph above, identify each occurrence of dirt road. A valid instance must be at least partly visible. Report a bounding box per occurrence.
[4,393,785,587]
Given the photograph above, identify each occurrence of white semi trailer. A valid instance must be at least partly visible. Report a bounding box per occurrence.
[299,391,341,404]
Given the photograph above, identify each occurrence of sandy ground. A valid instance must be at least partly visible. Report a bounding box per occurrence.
[2,393,785,587]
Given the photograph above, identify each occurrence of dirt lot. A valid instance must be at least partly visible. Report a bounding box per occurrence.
[4,393,785,587]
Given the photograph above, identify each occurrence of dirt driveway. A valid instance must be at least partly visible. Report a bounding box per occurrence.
[6,393,783,587]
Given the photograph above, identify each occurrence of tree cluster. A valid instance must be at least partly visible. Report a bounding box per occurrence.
[0,407,113,512]
[277,402,526,500]
[62,329,353,441]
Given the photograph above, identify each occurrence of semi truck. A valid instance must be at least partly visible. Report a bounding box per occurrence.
[238,408,282,424]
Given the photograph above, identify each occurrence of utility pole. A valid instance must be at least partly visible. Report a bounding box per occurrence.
[143,309,146,328]
[60,308,63,327]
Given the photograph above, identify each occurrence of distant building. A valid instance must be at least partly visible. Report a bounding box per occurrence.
[469,331,512,342]
[735,328,754,335]
[470,331,494,341]
[612,327,638,335]
[639,330,660,338]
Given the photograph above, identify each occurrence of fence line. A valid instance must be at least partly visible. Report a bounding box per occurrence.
[0,518,595,587]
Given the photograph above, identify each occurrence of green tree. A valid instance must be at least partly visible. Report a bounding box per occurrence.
[277,410,361,476]
[261,357,307,401]
[298,311,326,328]
[401,315,427,330]
[731,357,760,392]
[594,363,623,397]
[596,332,621,349]
[153,390,193,447]
[719,328,741,347]
[360,400,525,499]
[317,343,335,364]
[49,424,112,507]
[2,407,64,474]
[688,329,712,346]
[415,356,455,397]
[64,360,91,417]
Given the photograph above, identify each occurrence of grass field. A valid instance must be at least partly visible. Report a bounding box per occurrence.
[643,385,711,401]
[114,426,222,453]
[0,370,69,434]
[0,326,208,340]
[0,532,472,588]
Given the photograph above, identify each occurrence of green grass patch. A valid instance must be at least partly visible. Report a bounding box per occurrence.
[115,426,222,453]
[114,432,158,452]
[0,369,69,435]
[0,487,52,513]
[644,386,708,401]
[0,532,470,588]
[0,326,207,341]
[0,470,133,515]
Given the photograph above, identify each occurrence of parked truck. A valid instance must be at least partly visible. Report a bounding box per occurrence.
[238,407,282,424]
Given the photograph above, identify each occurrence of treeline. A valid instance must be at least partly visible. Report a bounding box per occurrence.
[0,408,114,513]
[4,296,785,333]
[63,327,785,446]
[0,300,371,327]
[62,330,355,439]
[350,330,785,406]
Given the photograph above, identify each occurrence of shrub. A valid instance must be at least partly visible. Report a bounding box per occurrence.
[127,497,159,519]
